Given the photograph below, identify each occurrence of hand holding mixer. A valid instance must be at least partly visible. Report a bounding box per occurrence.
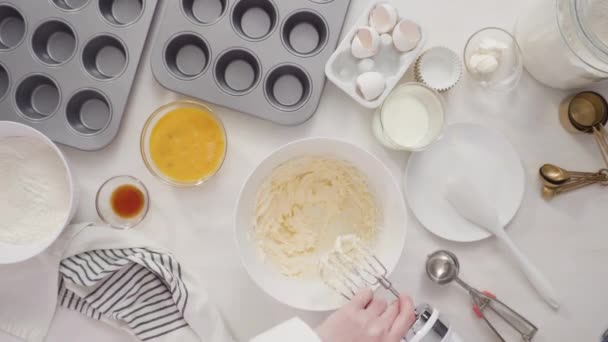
[319,235,462,342]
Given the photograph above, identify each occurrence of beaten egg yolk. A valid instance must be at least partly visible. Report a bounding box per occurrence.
[150,107,225,183]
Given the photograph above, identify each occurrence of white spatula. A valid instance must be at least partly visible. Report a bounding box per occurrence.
[445,180,560,310]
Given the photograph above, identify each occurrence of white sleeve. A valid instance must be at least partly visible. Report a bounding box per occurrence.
[250,318,322,342]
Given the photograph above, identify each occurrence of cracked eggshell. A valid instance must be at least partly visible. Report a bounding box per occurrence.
[369,3,398,34]
[351,26,380,59]
[356,72,386,101]
[392,19,422,52]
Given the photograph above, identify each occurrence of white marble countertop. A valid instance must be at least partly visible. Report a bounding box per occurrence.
[4,0,608,341]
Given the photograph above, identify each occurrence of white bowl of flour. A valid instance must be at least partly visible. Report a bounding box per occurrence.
[0,121,75,264]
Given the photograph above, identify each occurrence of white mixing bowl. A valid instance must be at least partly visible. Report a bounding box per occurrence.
[234,138,407,311]
[0,121,76,264]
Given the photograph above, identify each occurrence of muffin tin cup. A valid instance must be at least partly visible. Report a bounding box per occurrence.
[151,0,351,125]
[99,0,145,27]
[214,48,261,95]
[0,0,158,150]
[82,34,129,81]
[0,4,26,51]
[164,32,210,80]
[182,0,227,25]
[264,64,312,111]
[0,63,10,102]
[15,74,61,121]
[66,89,112,135]
[32,19,77,66]
[52,0,91,11]
[281,10,329,57]
[231,0,278,41]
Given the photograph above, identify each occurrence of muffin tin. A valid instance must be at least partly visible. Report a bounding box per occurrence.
[0,0,158,150]
[150,0,351,125]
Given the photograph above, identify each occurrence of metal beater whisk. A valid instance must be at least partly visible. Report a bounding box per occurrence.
[319,236,463,342]
[319,235,399,299]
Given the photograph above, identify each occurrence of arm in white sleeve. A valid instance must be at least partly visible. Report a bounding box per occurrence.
[250,318,322,342]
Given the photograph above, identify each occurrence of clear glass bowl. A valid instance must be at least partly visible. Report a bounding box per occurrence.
[96,175,149,230]
[140,100,227,187]
[372,82,446,151]
[464,27,523,91]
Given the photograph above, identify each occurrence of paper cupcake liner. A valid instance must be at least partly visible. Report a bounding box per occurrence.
[414,47,463,92]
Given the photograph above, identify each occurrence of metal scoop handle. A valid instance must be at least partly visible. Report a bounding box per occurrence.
[470,290,538,342]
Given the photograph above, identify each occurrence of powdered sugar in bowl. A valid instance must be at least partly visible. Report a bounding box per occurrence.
[0,122,76,264]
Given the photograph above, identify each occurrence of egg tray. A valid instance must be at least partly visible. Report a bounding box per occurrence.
[150,0,351,125]
[0,0,158,151]
[325,0,427,109]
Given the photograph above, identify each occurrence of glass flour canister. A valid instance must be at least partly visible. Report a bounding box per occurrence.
[515,0,608,89]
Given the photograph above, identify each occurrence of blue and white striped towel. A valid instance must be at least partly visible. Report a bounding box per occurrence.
[59,248,189,341]
[0,223,234,342]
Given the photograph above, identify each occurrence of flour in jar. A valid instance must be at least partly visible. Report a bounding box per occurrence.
[0,136,71,244]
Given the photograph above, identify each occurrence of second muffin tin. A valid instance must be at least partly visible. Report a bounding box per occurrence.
[150,0,351,125]
[0,0,158,150]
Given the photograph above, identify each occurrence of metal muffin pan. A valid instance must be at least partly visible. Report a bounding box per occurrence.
[150,0,351,125]
[0,0,158,150]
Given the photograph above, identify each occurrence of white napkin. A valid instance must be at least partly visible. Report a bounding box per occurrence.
[0,223,234,342]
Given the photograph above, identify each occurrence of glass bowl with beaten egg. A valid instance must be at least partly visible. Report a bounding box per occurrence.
[141,100,227,187]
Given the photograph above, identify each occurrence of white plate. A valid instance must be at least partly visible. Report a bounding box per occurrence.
[404,123,524,242]
[234,138,407,311]
[0,121,76,264]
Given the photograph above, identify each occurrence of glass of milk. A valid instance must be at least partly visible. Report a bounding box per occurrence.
[372,83,445,151]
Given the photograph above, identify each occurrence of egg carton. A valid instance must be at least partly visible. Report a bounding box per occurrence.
[325,0,427,109]
[0,0,158,151]
[150,0,351,126]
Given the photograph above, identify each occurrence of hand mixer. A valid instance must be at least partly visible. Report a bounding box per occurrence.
[319,235,463,342]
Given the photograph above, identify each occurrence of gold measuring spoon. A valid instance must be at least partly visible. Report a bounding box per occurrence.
[541,169,608,199]
[559,92,608,167]
[539,164,601,187]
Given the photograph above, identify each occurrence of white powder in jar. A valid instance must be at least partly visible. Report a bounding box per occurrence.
[515,0,608,89]
[0,136,71,244]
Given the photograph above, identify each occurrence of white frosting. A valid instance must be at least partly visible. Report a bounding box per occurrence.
[468,38,508,74]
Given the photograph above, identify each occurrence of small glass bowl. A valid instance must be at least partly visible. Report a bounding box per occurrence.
[464,27,523,91]
[372,82,446,151]
[96,175,150,230]
[140,100,227,187]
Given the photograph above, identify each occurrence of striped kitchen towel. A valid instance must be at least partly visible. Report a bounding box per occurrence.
[58,247,189,341]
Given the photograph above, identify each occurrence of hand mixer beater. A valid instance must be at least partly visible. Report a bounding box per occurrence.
[319,235,463,342]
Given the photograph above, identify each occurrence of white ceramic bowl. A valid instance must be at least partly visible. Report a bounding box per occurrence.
[234,138,407,311]
[0,121,76,264]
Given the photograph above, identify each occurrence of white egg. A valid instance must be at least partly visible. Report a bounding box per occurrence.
[392,19,421,52]
[469,53,499,74]
[351,26,380,59]
[369,4,398,34]
[356,72,386,101]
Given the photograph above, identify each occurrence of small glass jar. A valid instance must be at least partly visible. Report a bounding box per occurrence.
[372,83,445,151]
[464,27,523,91]
[515,0,608,89]
[96,175,149,230]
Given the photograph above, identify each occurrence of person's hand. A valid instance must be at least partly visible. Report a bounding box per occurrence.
[315,288,416,342]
